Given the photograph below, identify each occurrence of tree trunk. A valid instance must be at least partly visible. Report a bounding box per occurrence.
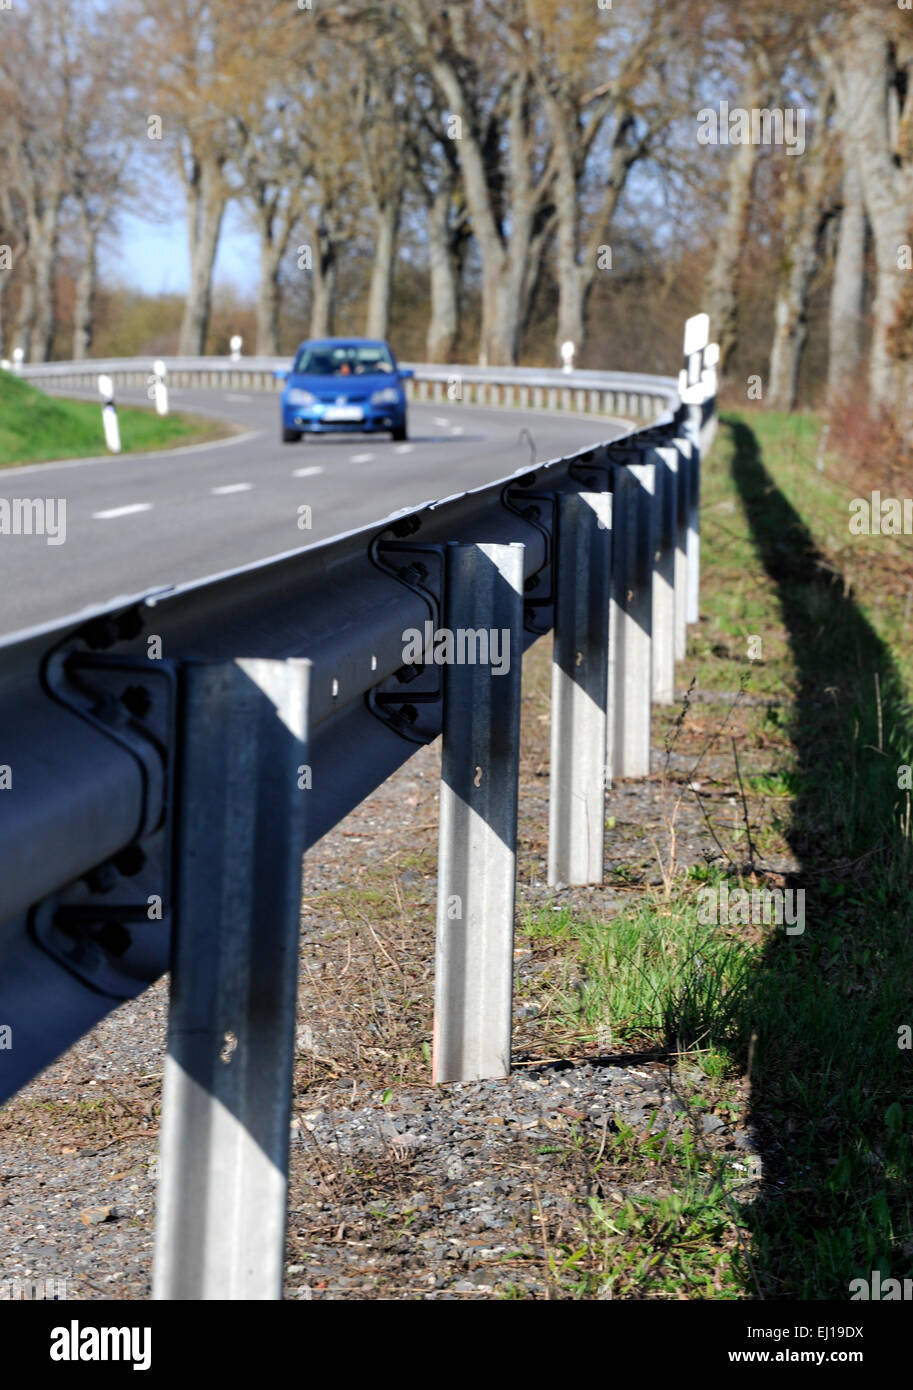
[255,240,283,357]
[15,269,35,362]
[73,219,97,361]
[827,154,866,405]
[309,222,338,338]
[837,15,913,421]
[30,219,58,363]
[178,156,226,356]
[426,186,461,362]
[553,139,585,356]
[704,57,766,378]
[364,192,401,340]
[412,38,540,366]
[768,151,831,411]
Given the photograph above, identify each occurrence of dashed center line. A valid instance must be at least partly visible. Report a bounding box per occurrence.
[349,452,374,463]
[450,426,464,435]
[433,416,450,426]
[394,444,414,454]
[211,483,253,494]
[92,503,153,520]
[292,465,324,477]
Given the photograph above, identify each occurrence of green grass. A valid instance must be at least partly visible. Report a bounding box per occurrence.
[521,406,913,1299]
[524,900,756,1067]
[0,367,230,466]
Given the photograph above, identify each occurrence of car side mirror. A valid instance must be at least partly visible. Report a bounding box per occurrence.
[274,368,288,382]
[399,368,414,380]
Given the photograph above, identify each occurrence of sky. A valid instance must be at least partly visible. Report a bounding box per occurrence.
[109,202,262,298]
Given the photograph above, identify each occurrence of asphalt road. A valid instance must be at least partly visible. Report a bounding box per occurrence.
[0,384,628,636]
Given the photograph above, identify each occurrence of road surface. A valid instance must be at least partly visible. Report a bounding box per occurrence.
[0,383,628,635]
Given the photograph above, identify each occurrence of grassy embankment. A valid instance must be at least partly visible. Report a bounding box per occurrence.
[0,368,230,467]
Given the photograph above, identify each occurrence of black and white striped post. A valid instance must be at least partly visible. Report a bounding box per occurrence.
[98,373,121,454]
[151,359,169,417]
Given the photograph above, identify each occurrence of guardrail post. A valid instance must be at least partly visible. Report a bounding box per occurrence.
[548,491,612,886]
[153,656,311,1301]
[433,542,524,1084]
[608,460,656,780]
[651,446,679,705]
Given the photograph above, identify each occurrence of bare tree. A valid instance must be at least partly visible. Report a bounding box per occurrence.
[767,97,837,411]
[819,5,913,428]
[826,153,867,407]
[399,0,557,364]
[0,7,77,361]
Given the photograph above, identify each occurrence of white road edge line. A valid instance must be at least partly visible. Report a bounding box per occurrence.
[92,503,153,520]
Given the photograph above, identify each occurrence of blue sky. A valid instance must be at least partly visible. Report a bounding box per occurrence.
[109,202,261,298]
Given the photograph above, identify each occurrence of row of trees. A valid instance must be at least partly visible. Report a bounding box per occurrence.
[0,0,910,435]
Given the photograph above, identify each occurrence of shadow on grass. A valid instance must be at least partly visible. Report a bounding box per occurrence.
[723,414,913,1298]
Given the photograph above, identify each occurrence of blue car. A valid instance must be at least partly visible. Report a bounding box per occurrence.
[277,337,412,442]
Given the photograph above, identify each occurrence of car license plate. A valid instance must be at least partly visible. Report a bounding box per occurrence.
[323,405,363,422]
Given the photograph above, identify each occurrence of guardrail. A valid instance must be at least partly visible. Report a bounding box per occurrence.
[1,322,718,1298]
[16,355,681,426]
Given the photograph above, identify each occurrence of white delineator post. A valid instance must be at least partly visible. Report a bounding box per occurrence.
[701,342,720,454]
[683,312,710,394]
[12,347,24,373]
[98,374,121,454]
[152,359,169,416]
[560,340,576,373]
[230,335,243,363]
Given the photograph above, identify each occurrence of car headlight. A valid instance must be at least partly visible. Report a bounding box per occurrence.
[370,387,400,406]
[286,388,317,406]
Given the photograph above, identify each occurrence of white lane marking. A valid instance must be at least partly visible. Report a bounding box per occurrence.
[350,452,374,463]
[394,444,414,454]
[211,482,253,494]
[450,425,464,435]
[292,465,324,477]
[225,393,252,402]
[92,503,153,520]
[433,416,450,425]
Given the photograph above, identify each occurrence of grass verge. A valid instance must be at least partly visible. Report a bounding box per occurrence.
[518,406,913,1298]
[0,368,231,466]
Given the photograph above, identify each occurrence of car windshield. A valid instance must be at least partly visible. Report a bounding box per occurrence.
[293,343,395,376]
